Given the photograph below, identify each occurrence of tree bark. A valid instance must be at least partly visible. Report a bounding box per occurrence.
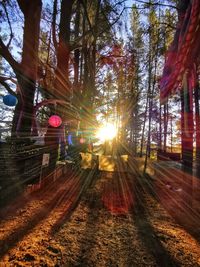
[74,0,81,90]
[163,101,168,152]
[181,72,194,169]
[54,0,74,101]
[12,0,42,137]
[194,69,200,174]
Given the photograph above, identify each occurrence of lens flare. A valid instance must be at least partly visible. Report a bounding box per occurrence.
[96,123,117,142]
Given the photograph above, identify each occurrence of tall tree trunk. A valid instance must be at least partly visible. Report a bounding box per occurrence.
[140,95,148,157]
[194,69,200,174]
[163,101,168,152]
[158,102,162,149]
[143,58,152,172]
[181,72,194,169]
[52,0,74,160]
[12,0,42,137]
[170,115,173,152]
[73,0,81,91]
[54,0,74,101]
[81,0,101,129]
[144,25,159,173]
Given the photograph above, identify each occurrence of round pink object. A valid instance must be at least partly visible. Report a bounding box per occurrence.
[80,138,85,144]
[48,115,62,128]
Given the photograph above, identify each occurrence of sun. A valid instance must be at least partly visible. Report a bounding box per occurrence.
[96,123,117,142]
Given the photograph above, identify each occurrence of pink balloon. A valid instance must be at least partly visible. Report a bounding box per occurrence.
[80,138,85,144]
[48,115,62,128]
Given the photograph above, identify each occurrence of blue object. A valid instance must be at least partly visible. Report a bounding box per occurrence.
[68,134,74,145]
[3,94,18,106]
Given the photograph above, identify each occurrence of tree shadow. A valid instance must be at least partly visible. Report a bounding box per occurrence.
[0,171,87,259]
[147,165,200,243]
[73,172,135,266]
[50,168,99,235]
[70,171,102,266]
[0,169,74,221]
[132,178,181,267]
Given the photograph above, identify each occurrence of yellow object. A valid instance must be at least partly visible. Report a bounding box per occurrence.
[99,155,128,172]
[80,152,97,169]
[99,155,115,171]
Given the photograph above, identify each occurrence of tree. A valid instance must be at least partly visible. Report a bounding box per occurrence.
[54,0,74,101]
[0,0,42,137]
[194,66,200,173]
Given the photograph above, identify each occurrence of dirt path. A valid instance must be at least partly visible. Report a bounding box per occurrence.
[0,170,199,266]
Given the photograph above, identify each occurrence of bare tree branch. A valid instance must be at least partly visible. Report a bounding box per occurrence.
[100,6,126,36]
[159,22,176,30]
[1,1,14,48]
[0,38,21,73]
[0,75,17,84]
[0,76,18,96]
[52,0,58,52]
[134,0,177,10]
[112,0,127,10]
[79,0,94,34]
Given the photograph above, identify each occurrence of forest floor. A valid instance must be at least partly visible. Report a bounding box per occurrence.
[0,167,200,267]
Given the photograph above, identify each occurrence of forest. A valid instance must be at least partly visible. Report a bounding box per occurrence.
[0,0,200,266]
[0,0,200,169]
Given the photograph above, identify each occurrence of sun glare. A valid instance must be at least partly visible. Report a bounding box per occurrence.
[96,123,117,142]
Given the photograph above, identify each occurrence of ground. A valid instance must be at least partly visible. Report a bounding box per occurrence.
[0,168,199,267]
